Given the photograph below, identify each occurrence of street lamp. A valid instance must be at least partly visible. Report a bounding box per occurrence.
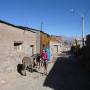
[70,9,84,47]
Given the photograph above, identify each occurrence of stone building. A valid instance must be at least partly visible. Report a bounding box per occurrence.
[50,35,64,59]
[17,27,50,54]
[30,29,50,54]
[0,20,36,73]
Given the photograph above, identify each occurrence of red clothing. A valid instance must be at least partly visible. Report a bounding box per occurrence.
[41,51,48,61]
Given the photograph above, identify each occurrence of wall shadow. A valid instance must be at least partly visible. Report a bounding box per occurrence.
[43,55,90,90]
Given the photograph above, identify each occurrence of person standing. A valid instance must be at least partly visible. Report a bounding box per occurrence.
[41,50,48,75]
[44,47,51,61]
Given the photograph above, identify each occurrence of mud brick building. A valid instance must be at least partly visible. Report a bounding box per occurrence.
[0,20,36,73]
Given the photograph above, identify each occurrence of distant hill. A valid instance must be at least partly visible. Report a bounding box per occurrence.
[63,36,75,42]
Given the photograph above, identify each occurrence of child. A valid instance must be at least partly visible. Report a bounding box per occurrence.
[41,50,48,75]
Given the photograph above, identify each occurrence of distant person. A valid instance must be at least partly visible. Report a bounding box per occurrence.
[41,50,48,75]
[44,47,51,61]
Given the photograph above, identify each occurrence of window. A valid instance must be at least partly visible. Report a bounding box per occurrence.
[14,41,23,51]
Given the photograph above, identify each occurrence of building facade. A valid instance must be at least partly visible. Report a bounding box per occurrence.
[30,29,50,54]
[0,20,36,73]
[50,35,64,60]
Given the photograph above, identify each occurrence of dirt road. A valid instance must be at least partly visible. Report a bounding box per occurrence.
[1,53,90,90]
[0,62,54,90]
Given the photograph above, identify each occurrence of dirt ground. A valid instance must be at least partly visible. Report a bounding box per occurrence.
[1,53,90,90]
[0,62,54,90]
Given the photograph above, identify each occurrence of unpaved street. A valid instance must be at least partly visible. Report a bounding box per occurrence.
[0,62,54,90]
[0,53,90,90]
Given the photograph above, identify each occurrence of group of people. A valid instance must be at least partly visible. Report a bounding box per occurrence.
[35,49,49,75]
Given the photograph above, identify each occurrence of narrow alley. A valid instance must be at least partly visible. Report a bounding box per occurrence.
[0,52,90,90]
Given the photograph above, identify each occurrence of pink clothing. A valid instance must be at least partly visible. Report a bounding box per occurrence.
[41,52,48,61]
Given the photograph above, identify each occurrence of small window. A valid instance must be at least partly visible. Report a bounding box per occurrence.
[30,45,34,47]
[14,41,23,51]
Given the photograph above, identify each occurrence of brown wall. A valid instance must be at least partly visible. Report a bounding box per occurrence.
[0,23,36,73]
[40,32,50,53]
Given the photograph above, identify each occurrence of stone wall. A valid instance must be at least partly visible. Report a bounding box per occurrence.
[0,22,36,73]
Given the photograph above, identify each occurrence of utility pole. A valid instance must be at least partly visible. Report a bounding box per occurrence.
[70,9,85,47]
[82,16,84,47]
[40,22,43,53]
[41,22,43,31]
